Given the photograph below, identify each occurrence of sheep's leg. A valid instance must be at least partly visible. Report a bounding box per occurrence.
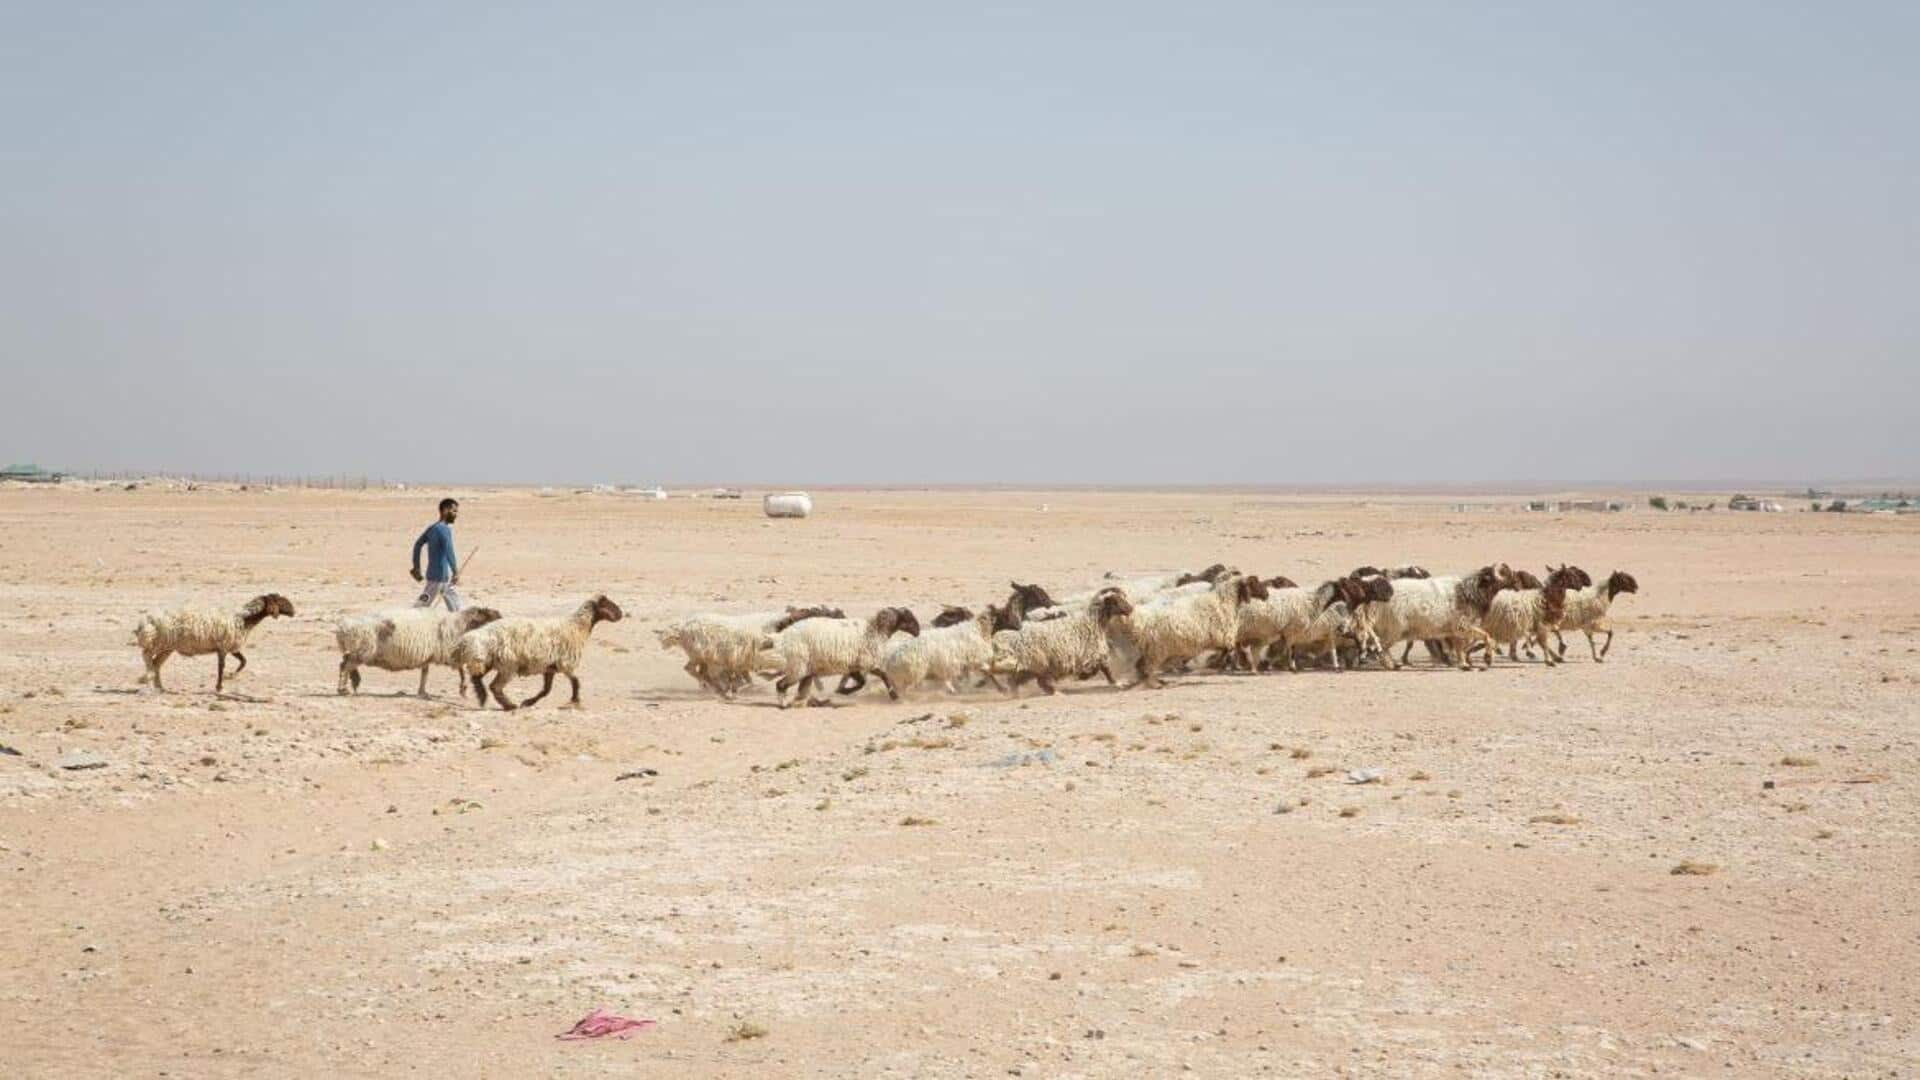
[562,673,583,708]
[488,670,516,711]
[520,668,557,708]
[1399,641,1414,666]
[471,669,490,707]
[215,651,228,692]
[1130,656,1156,689]
[337,657,353,696]
[147,651,170,692]
[1585,630,1603,662]
[230,651,247,678]
[1535,627,1559,666]
[1035,673,1058,695]
[1553,629,1569,658]
[417,664,432,697]
[1600,626,1615,659]
[805,676,837,707]
[350,667,361,691]
[872,670,899,701]
[978,672,1004,693]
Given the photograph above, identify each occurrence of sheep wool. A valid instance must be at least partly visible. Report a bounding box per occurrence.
[1557,571,1639,661]
[756,608,920,708]
[455,595,624,710]
[134,593,296,692]
[988,590,1134,695]
[336,606,503,696]
[871,605,1015,699]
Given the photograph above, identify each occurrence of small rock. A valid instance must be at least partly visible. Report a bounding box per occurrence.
[370,838,390,851]
[1346,768,1384,785]
[616,768,660,781]
[55,751,108,771]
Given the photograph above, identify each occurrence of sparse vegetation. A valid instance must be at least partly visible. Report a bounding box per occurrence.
[1671,860,1720,876]
[1529,813,1580,826]
[899,815,936,827]
[725,1021,769,1042]
[1779,755,1818,767]
[1290,747,1311,760]
[1338,806,1361,818]
[1306,765,1338,779]
[841,766,869,782]
[1649,496,1669,511]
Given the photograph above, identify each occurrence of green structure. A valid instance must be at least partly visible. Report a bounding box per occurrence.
[0,463,63,483]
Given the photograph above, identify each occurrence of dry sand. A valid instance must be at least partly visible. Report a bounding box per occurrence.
[2,487,1916,1077]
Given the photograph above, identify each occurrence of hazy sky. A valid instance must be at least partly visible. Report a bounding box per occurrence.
[3,3,1915,486]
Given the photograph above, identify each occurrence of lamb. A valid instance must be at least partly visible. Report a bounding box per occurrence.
[1556,570,1639,661]
[1364,567,1512,671]
[656,605,843,699]
[861,603,1020,699]
[987,589,1134,695]
[1477,565,1584,665]
[1273,600,1360,672]
[1233,578,1366,672]
[1109,574,1268,688]
[754,607,920,708]
[336,606,503,696]
[454,594,624,710]
[134,593,296,692]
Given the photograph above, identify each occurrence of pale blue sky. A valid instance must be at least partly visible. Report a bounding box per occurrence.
[3,3,1914,485]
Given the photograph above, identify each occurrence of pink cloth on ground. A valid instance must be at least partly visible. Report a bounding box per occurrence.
[557,1007,657,1040]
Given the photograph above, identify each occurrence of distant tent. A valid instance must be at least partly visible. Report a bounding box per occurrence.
[1,463,62,483]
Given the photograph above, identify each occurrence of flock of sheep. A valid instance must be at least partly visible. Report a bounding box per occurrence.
[134,593,624,709]
[657,562,1640,707]
[127,562,1639,709]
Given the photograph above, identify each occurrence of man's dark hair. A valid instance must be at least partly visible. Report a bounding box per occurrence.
[438,498,459,513]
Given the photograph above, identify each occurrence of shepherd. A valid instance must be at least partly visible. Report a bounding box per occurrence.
[410,497,466,611]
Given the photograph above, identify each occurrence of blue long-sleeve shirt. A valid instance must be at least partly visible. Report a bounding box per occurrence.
[412,522,457,582]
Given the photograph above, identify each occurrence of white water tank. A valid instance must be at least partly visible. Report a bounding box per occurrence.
[763,492,813,518]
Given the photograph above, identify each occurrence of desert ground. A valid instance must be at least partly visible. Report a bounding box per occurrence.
[1,486,1915,1078]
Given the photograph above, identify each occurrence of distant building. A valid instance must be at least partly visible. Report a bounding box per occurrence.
[1,463,62,483]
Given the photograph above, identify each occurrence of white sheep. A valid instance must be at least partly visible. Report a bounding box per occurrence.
[864,604,1018,699]
[453,595,624,710]
[336,606,503,696]
[656,605,842,699]
[988,590,1135,695]
[1473,565,1586,665]
[1364,567,1511,671]
[1274,600,1360,671]
[1109,574,1267,688]
[1234,579,1364,672]
[134,593,296,692]
[754,607,920,708]
[1556,570,1639,661]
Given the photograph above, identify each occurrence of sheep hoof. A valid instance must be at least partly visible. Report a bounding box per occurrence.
[559,701,582,711]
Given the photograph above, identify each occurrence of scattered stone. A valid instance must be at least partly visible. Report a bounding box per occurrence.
[370,837,390,851]
[615,768,660,781]
[1345,768,1383,784]
[988,749,1058,768]
[54,751,108,771]
[0,743,21,757]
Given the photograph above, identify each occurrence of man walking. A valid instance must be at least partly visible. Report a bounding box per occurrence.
[410,498,465,611]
